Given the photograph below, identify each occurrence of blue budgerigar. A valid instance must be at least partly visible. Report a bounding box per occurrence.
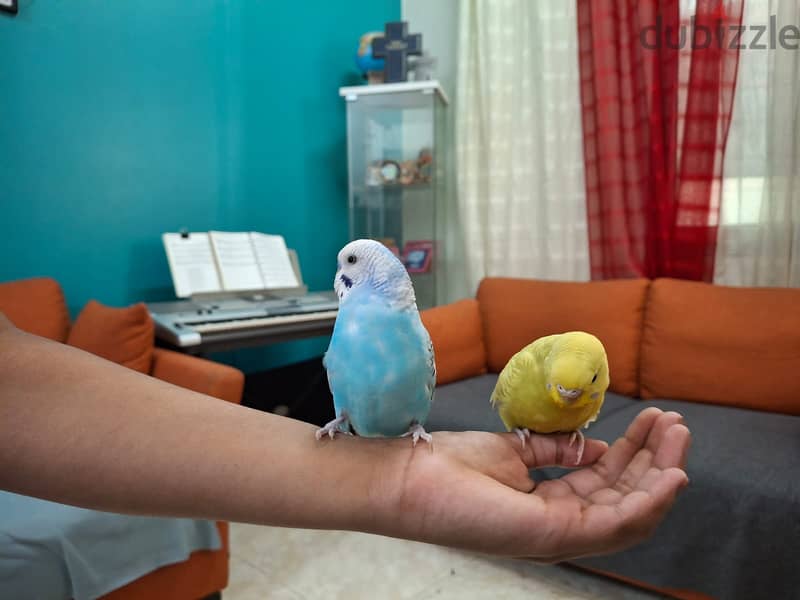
[315,239,436,446]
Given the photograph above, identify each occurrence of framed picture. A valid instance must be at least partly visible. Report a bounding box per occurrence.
[402,240,434,273]
[0,0,18,15]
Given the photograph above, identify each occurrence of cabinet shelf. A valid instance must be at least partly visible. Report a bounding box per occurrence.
[354,183,432,194]
[341,81,448,310]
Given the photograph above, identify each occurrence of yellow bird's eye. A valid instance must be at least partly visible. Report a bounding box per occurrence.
[591,373,597,383]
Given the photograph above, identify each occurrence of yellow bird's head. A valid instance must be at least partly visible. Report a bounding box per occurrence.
[543,331,610,409]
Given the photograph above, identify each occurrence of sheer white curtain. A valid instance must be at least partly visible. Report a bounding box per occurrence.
[456,0,589,293]
[714,0,800,286]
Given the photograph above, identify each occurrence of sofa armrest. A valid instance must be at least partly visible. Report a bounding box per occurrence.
[151,348,244,404]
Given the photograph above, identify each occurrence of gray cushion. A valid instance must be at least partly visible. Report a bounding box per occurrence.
[428,374,505,432]
[430,377,800,599]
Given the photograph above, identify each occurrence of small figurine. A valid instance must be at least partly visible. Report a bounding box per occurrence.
[409,53,436,81]
[399,160,419,186]
[417,148,433,183]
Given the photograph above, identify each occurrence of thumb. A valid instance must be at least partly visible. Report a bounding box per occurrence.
[506,432,609,468]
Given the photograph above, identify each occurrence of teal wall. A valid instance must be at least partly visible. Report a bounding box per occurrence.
[0,1,399,371]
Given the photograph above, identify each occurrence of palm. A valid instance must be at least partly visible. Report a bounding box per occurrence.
[395,407,690,561]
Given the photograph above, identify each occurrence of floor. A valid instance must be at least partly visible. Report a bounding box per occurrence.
[226,522,665,600]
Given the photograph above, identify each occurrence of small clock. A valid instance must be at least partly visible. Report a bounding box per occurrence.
[379,160,401,184]
[0,0,18,15]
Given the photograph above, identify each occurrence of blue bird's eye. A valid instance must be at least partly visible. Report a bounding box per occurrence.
[347,255,357,264]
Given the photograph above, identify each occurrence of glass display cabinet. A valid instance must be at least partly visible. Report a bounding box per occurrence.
[339,81,449,309]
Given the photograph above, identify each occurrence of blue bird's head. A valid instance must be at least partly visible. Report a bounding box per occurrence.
[334,239,416,309]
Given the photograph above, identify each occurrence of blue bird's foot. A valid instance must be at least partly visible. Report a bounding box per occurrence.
[315,414,351,441]
[569,429,585,464]
[402,422,433,448]
[513,427,531,448]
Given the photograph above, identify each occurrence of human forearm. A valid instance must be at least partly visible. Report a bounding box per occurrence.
[0,316,390,531]
[0,315,690,561]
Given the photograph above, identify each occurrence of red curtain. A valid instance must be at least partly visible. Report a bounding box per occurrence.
[578,0,743,280]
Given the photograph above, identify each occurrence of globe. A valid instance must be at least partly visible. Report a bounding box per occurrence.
[355,31,385,75]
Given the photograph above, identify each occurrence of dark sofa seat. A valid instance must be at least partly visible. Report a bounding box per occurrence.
[428,376,800,600]
[575,399,800,600]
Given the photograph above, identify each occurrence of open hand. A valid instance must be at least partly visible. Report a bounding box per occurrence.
[380,407,690,562]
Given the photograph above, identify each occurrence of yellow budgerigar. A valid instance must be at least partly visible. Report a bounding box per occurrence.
[490,331,610,464]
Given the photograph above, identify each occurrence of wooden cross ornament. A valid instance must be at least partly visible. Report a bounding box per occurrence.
[371,21,422,83]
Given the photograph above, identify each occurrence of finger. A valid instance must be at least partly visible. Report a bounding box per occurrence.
[506,432,608,468]
[609,412,685,492]
[596,409,682,480]
[644,411,684,454]
[634,466,663,492]
[599,407,664,476]
[586,487,623,505]
[499,462,537,494]
[653,423,691,470]
[624,467,689,522]
[558,408,663,495]
[526,465,690,562]
[610,448,656,495]
[565,424,689,505]
[617,467,689,532]
[526,467,690,562]
[575,467,689,557]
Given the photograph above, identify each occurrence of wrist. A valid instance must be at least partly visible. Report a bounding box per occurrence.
[353,437,420,538]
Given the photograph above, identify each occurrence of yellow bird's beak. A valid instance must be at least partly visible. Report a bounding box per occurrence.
[547,382,585,408]
[557,384,582,402]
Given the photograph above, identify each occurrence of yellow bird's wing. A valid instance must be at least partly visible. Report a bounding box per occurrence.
[491,335,561,408]
[490,344,546,431]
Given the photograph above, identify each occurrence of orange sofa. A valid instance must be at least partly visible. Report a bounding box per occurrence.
[422,277,800,600]
[0,277,245,600]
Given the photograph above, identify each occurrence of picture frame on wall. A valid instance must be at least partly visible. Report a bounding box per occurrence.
[0,0,18,15]
[402,240,434,273]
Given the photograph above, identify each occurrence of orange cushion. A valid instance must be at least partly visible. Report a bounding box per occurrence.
[67,300,154,374]
[421,299,487,385]
[641,278,800,415]
[0,277,71,342]
[477,278,650,397]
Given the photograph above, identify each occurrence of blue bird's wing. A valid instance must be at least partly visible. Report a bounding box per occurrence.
[424,332,436,404]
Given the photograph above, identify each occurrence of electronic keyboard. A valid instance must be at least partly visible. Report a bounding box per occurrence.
[147,292,339,353]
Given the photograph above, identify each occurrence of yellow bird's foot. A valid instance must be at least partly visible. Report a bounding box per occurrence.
[514,427,531,448]
[569,430,585,464]
[315,414,351,441]
[402,422,433,448]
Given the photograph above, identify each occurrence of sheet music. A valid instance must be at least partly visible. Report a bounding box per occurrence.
[209,231,264,291]
[162,233,222,298]
[250,232,300,289]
